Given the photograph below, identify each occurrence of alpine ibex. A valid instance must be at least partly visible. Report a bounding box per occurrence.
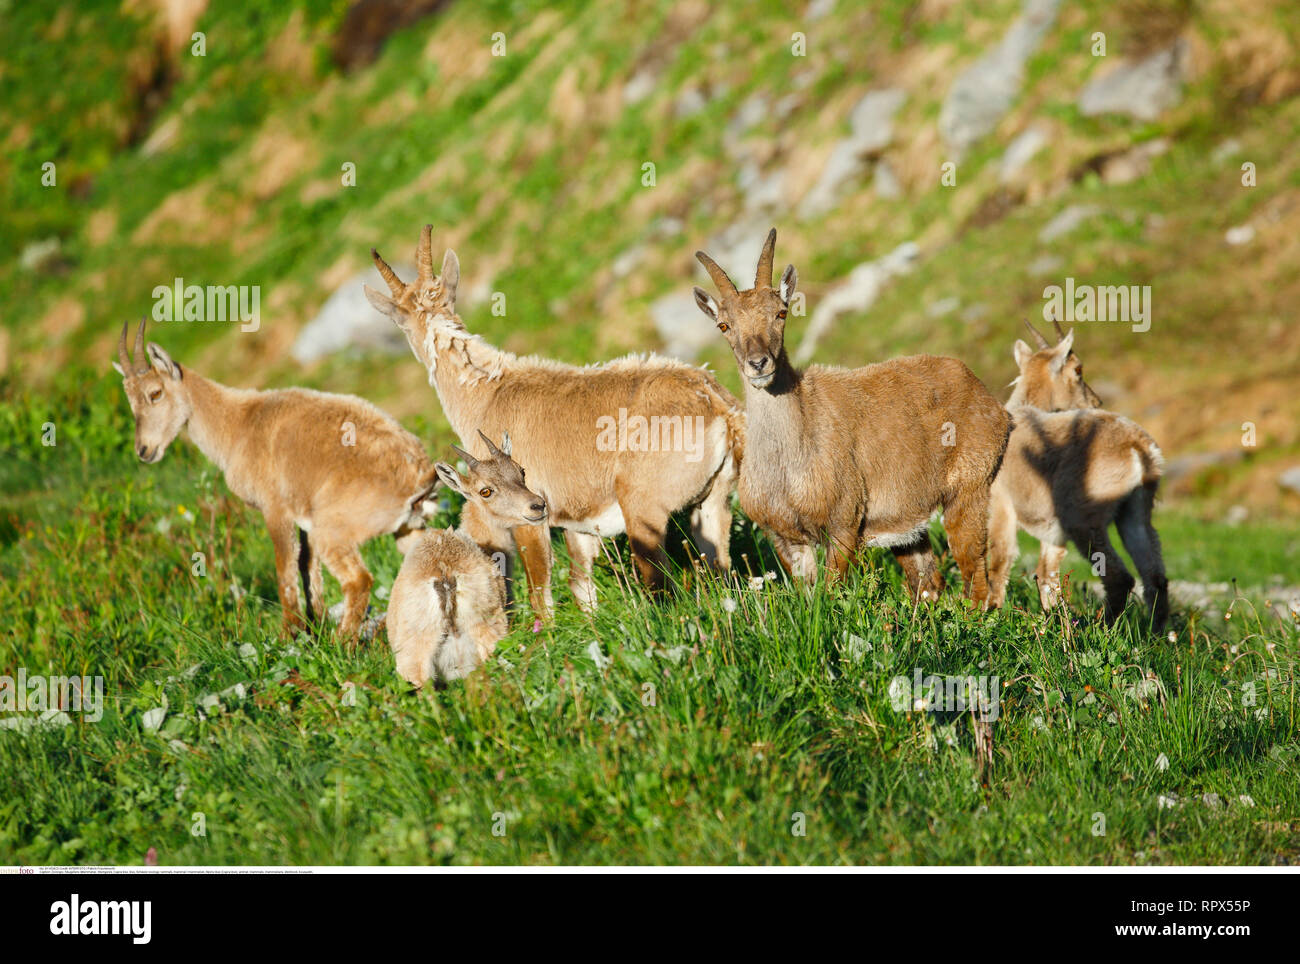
[364,225,744,616]
[986,321,1168,631]
[387,432,546,687]
[692,228,1011,604]
[113,320,439,638]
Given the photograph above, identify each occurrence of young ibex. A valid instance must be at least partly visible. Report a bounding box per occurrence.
[364,225,744,616]
[113,320,439,638]
[693,229,1011,604]
[387,432,546,687]
[986,321,1168,631]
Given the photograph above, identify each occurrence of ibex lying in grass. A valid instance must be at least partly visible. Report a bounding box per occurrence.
[365,225,744,616]
[113,320,439,638]
[986,321,1168,631]
[387,432,546,687]
[693,229,1011,604]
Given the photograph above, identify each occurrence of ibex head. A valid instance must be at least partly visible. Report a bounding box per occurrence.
[1012,319,1102,411]
[112,319,188,463]
[693,227,797,390]
[435,430,548,526]
[365,224,461,366]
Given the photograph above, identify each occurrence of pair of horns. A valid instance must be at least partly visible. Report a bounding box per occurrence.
[371,223,441,297]
[117,319,150,374]
[451,430,510,467]
[1024,317,1067,349]
[695,228,778,297]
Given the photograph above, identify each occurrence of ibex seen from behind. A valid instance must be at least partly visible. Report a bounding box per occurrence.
[693,229,1011,604]
[386,431,546,687]
[986,321,1168,631]
[364,225,744,616]
[113,320,440,638]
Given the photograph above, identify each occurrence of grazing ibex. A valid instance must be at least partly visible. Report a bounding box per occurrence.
[387,432,546,687]
[986,321,1168,631]
[692,228,1011,604]
[112,320,439,638]
[364,225,744,616]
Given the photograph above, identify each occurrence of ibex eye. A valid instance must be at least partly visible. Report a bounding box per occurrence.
[777,310,787,319]
[718,323,729,333]
[479,487,492,498]
[148,390,162,403]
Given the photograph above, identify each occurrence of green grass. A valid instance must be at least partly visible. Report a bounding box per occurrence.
[1,371,1297,865]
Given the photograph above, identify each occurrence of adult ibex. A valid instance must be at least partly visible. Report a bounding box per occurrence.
[364,225,744,616]
[692,228,1011,604]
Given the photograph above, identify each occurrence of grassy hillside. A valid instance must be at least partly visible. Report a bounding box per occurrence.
[2,0,1298,864]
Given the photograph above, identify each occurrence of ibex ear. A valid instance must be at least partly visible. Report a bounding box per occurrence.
[440,250,459,306]
[363,285,408,328]
[434,462,467,497]
[693,287,719,322]
[1013,339,1034,370]
[112,361,126,377]
[1049,330,1074,373]
[779,264,797,305]
[146,343,181,380]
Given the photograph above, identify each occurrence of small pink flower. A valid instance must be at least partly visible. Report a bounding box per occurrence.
[144,847,158,866]
[532,619,542,633]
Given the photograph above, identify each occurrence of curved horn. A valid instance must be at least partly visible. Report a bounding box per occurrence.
[132,318,148,373]
[755,228,776,289]
[116,321,132,372]
[371,248,405,296]
[1051,317,1067,342]
[1023,319,1050,349]
[450,444,478,469]
[417,223,434,281]
[695,250,737,298]
[476,429,503,458]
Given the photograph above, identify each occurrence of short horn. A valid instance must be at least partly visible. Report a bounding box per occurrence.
[371,248,405,296]
[1052,317,1067,342]
[755,228,776,289]
[132,318,148,373]
[450,444,478,468]
[116,321,132,372]
[417,223,434,281]
[476,429,502,458]
[695,250,737,298]
[1023,319,1049,349]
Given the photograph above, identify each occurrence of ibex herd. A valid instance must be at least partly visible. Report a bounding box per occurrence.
[116,226,1169,687]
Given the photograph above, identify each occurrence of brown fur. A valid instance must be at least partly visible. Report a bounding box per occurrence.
[987,321,1168,631]
[693,229,1011,604]
[365,225,744,616]
[113,320,438,639]
[386,435,543,687]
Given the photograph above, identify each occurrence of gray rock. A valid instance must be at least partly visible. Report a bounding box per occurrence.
[1163,449,1243,483]
[652,290,714,362]
[1000,124,1049,183]
[673,86,708,119]
[1280,466,1300,495]
[800,88,906,217]
[622,69,658,106]
[873,159,903,199]
[939,0,1061,154]
[1038,204,1100,243]
[1027,253,1064,276]
[794,241,920,363]
[20,237,62,273]
[291,263,415,364]
[1078,39,1187,121]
